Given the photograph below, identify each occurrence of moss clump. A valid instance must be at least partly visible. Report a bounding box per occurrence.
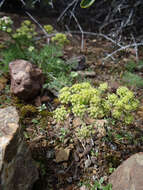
[53,82,139,124]
[20,105,37,118]
[39,110,53,117]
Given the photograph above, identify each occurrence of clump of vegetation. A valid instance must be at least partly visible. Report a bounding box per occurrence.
[125,60,143,72]
[53,82,139,124]
[0,16,13,32]
[125,60,137,72]
[0,17,37,51]
[51,33,69,46]
[0,16,77,91]
[44,24,53,34]
[76,124,95,140]
[80,177,112,190]
[123,60,143,88]
[12,20,37,45]
[123,72,143,88]
[0,17,37,71]
[20,105,37,118]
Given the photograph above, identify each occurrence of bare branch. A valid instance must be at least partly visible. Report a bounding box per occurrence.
[0,0,6,7]
[57,0,78,22]
[19,0,51,38]
[131,33,139,62]
[25,11,51,38]
[66,30,143,63]
[67,30,122,47]
[70,13,84,50]
[102,42,143,62]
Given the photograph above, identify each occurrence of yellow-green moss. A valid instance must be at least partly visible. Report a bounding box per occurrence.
[20,105,37,118]
[39,110,53,117]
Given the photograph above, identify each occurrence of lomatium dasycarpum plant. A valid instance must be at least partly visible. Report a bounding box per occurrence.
[0,17,37,49]
[53,82,139,124]
[51,33,69,46]
[0,17,69,53]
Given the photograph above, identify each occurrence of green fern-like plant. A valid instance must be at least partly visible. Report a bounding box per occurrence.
[0,44,26,73]
[123,72,143,88]
[125,61,136,72]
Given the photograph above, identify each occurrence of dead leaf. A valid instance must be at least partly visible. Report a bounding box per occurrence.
[109,81,120,92]
[34,96,41,106]
[137,111,143,117]
[97,126,106,138]
[95,119,108,127]
[84,117,96,125]
[41,95,50,102]
[55,148,70,163]
[94,120,107,138]
[73,117,82,128]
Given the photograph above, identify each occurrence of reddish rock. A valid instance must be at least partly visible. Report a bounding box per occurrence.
[109,152,143,190]
[9,60,44,100]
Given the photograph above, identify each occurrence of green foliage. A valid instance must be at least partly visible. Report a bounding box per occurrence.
[59,127,69,142]
[0,16,77,90]
[124,60,143,88]
[53,105,69,121]
[125,61,136,72]
[125,60,143,72]
[47,73,74,92]
[0,17,37,48]
[81,178,112,190]
[44,24,53,34]
[31,44,78,91]
[0,16,13,32]
[123,72,143,88]
[35,44,64,74]
[0,17,37,73]
[76,124,95,139]
[12,20,37,46]
[80,0,96,8]
[53,82,139,124]
[38,104,47,112]
[51,33,69,46]
[0,44,26,72]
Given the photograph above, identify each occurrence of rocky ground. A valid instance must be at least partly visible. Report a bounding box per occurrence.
[0,12,143,190]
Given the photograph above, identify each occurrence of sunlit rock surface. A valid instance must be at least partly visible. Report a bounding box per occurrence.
[0,106,38,190]
[9,59,43,100]
[109,152,143,190]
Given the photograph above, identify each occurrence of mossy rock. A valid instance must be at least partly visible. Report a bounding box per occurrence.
[20,105,38,118]
[39,110,53,117]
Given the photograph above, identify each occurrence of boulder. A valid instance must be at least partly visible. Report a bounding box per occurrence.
[109,152,143,190]
[0,106,38,190]
[9,59,44,100]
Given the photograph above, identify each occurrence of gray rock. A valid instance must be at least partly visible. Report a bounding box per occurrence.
[0,106,38,190]
[9,59,43,100]
[109,152,143,190]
